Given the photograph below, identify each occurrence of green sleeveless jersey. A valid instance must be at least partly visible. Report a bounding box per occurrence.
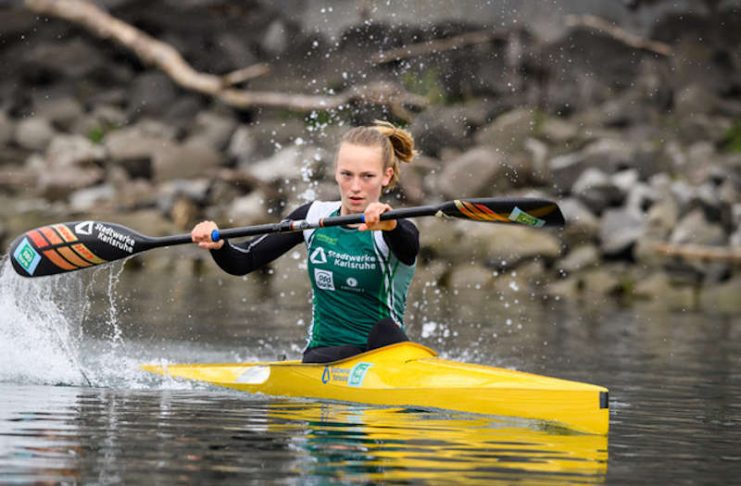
[303,201,416,349]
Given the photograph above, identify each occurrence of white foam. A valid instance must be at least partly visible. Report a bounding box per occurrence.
[0,260,88,385]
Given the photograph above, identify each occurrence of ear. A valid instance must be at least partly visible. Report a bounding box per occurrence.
[382,167,394,187]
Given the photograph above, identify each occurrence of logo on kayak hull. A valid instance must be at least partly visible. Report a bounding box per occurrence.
[348,363,372,387]
[321,363,371,386]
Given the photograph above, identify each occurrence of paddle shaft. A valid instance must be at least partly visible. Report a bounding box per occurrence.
[209,204,437,243]
[9,197,563,278]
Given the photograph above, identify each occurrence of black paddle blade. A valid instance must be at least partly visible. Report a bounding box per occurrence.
[440,198,565,227]
[8,221,153,278]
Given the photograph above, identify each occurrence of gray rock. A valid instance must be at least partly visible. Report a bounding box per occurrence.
[261,20,288,55]
[571,167,623,213]
[550,138,653,193]
[228,126,258,165]
[157,179,212,215]
[0,112,13,147]
[128,72,179,119]
[559,197,600,245]
[625,182,655,214]
[188,111,237,151]
[153,140,222,181]
[474,108,536,153]
[443,220,562,267]
[71,105,128,137]
[409,103,487,158]
[37,165,105,201]
[448,263,493,290]
[674,83,721,119]
[732,204,741,247]
[600,207,646,256]
[226,192,269,226]
[558,244,600,273]
[34,98,84,131]
[670,209,726,246]
[437,146,527,199]
[22,38,104,79]
[45,135,106,168]
[524,138,551,185]
[14,117,55,151]
[69,184,116,212]
[538,117,580,145]
[245,146,313,185]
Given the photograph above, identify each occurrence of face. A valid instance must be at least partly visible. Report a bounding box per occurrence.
[335,143,393,215]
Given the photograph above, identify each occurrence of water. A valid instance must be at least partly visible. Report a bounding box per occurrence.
[1,261,740,484]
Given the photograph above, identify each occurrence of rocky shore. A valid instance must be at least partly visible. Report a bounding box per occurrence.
[1,1,740,313]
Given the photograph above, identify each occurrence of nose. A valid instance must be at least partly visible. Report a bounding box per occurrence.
[349,176,362,192]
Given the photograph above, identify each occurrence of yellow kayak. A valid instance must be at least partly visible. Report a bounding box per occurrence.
[141,342,609,434]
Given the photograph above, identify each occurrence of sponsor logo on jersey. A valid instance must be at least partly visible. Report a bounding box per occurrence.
[310,247,327,264]
[314,268,335,291]
[346,277,358,287]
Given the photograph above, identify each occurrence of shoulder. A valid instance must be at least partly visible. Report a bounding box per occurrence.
[306,200,342,221]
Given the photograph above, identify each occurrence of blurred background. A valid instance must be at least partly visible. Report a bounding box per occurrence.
[2,0,740,321]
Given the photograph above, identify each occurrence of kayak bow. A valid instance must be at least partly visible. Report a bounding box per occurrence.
[141,342,609,434]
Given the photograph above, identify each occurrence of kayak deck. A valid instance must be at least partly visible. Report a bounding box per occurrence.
[141,342,609,434]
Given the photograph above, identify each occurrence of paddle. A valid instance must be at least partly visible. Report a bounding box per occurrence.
[8,197,564,278]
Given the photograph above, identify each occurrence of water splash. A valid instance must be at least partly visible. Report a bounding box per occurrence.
[0,259,89,385]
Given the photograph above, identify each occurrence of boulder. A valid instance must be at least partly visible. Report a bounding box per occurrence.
[474,107,536,153]
[34,98,84,131]
[14,117,55,151]
[0,111,13,147]
[69,184,116,212]
[152,140,222,181]
[228,126,259,166]
[44,134,106,168]
[571,167,623,213]
[187,111,237,151]
[537,116,580,145]
[127,72,179,119]
[558,197,600,246]
[670,209,726,246]
[37,165,105,201]
[409,103,487,157]
[226,191,270,226]
[444,220,562,267]
[437,146,526,199]
[557,244,600,274]
[244,146,313,185]
[600,207,646,256]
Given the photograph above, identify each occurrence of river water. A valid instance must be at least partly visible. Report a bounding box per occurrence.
[0,260,739,484]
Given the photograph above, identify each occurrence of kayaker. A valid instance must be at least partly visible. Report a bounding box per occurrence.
[191,121,419,363]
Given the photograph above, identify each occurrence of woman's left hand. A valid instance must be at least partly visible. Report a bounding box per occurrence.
[358,202,397,232]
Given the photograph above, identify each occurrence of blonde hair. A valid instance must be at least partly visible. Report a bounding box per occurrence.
[339,120,417,189]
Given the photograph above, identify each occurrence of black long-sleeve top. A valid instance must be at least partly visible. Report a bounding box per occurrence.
[210,202,419,275]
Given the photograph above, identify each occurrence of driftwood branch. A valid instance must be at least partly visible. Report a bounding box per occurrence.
[655,242,741,263]
[373,30,501,65]
[565,14,672,57]
[24,0,427,116]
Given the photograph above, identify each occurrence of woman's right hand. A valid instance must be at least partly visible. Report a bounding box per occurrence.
[191,220,224,250]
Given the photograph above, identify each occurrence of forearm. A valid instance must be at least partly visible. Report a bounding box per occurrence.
[383,219,419,266]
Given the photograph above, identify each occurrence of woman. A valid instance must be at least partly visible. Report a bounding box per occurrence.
[191,121,419,363]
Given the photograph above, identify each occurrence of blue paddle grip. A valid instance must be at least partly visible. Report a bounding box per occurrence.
[211,229,220,242]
